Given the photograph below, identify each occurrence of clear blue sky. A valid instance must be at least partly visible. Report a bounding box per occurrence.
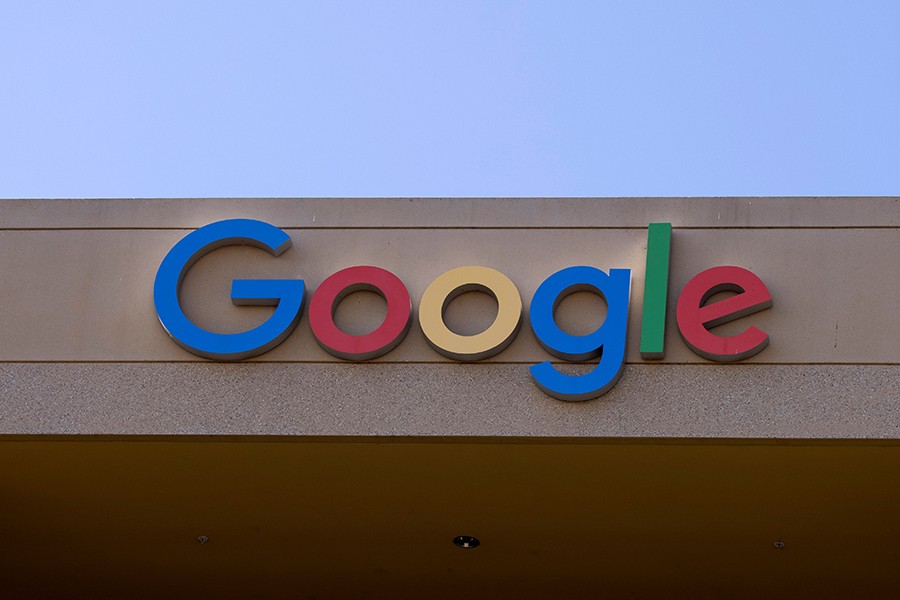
[2,1,899,198]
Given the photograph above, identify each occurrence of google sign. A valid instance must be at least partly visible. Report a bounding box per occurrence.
[154,219,772,401]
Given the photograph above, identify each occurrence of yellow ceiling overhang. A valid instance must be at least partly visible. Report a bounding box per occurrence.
[1,436,898,598]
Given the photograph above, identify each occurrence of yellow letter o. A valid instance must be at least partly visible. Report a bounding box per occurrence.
[419,266,522,361]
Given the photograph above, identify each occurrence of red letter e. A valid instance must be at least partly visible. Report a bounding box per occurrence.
[676,266,772,362]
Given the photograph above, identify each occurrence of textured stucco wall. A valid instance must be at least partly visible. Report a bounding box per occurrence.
[1,198,898,437]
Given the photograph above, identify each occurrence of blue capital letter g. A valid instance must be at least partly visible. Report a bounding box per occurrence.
[153,219,305,360]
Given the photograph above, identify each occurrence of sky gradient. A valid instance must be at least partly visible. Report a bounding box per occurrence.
[3,1,899,198]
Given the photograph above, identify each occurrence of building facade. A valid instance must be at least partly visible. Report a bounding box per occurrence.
[1,198,898,598]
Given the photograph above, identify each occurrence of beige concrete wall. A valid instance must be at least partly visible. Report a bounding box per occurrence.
[1,198,898,437]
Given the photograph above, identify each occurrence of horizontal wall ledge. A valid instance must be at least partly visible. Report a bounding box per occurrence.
[1,197,899,229]
[2,363,898,439]
[1,227,897,363]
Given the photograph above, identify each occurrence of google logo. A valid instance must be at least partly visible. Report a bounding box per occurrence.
[154,219,772,401]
